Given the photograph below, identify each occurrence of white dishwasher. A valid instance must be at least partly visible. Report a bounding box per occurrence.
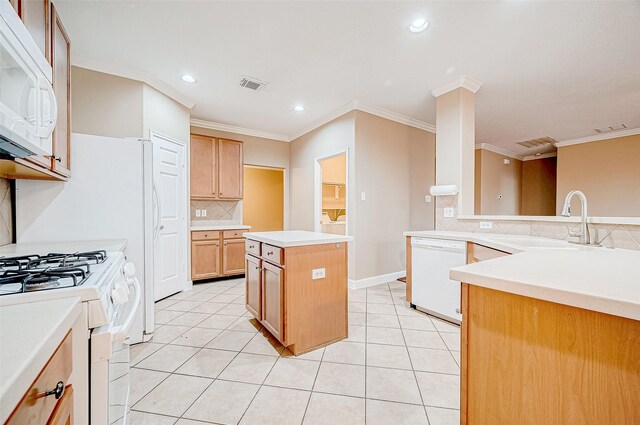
[411,237,467,323]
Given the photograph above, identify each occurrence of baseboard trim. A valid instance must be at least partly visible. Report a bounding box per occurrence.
[348,271,406,290]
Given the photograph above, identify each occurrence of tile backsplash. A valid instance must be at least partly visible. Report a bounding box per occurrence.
[435,196,640,250]
[0,178,12,246]
[191,200,242,225]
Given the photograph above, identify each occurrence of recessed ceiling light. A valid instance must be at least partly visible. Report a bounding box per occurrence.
[294,105,305,112]
[181,74,197,83]
[409,18,429,33]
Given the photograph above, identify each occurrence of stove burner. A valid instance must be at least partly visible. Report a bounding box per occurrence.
[0,250,107,296]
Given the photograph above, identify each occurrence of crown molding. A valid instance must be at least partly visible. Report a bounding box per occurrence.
[522,151,557,161]
[431,75,483,98]
[72,56,196,109]
[288,101,356,141]
[554,127,640,148]
[289,100,436,141]
[353,100,437,133]
[190,119,289,142]
[475,143,522,160]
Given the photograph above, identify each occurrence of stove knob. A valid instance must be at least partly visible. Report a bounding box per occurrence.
[124,262,136,278]
[111,286,128,305]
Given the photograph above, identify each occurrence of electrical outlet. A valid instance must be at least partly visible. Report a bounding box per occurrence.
[479,221,493,229]
[312,268,326,280]
[202,209,207,217]
[425,195,432,203]
[195,209,201,218]
[444,207,455,218]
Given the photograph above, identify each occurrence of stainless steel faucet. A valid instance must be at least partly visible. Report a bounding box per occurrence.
[560,190,590,245]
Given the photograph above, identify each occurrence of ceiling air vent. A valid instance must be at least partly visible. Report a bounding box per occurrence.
[516,136,557,149]
[239,76,268,91]
[594,123,627,134]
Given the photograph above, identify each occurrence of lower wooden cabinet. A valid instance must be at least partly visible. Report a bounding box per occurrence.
[7,331,73,425]
[223,239,246,275]
[191,240,220,280]
[191,229,246,281]
[245,254,262,319]
[261,261,284,341]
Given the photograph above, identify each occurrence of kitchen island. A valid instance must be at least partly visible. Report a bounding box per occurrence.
[244,231,353,355]
[448,242,640,425]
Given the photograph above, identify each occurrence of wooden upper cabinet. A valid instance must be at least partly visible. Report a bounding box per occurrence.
[218,139,243,199]
[16,0,51,63]
[51,4,71,177]
[190,134,217,199]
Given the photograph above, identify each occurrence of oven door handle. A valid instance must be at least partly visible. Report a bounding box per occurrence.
[113,277,141,343]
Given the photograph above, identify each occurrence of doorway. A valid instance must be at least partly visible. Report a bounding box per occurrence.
[243,165,285,232]
[315,151,348,235]
[151,132,187,301]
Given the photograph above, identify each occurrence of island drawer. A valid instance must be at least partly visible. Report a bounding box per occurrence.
[192,230,221,241]
[7,330,73,425]
[246,239,261,256]
[262,244,284,266]
[224,229,246,239]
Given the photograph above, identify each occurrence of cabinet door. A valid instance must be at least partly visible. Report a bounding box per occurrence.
[51,4,71,177]
[191,240,220,280]
[245,254,262,320]
[223,238,246,275]
[190,134,217,199]
[17,0,51,62]
[46,385,73,425]
[218,139,243,199]
[261,261,284,342]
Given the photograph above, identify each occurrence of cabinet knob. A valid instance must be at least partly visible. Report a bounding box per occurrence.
[249,245,255,249]
[49,155,62,162]
[43,381,65,400]
[267,251,273,255]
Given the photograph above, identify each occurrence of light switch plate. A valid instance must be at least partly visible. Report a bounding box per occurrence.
[479,221,493,229]
[195,210,201,217]
[360,192,366,201]
[444,207,455,218]
[312,268,326,280]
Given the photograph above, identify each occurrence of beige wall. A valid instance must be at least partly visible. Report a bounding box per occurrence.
[71,67,144,138]
[243,166,284,232]
[289,111,356,278]
[143,85,190,145]
[190,126,290,229]
[354,111,435,280]
[557,135,640,217]
[521,156,556,216]
[475,148,522,215]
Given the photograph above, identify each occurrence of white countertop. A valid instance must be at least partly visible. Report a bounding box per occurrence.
[191,223,252,231]
[0,239,127,256]
[245,230,353,248]
[404,231,640,321]
[0,297,82,423]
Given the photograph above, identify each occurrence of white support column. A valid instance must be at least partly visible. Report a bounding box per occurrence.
[432,76,482,215]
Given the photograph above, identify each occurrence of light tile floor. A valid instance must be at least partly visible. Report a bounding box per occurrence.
[130,278,460,425]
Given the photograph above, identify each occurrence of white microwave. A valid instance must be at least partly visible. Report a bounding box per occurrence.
[0,2,57,158]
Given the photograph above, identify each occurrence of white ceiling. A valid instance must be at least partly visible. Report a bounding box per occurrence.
[55,1,640,154]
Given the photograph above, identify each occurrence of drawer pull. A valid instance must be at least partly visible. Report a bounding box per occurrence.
[43,381,65,400]
[267,251,274,255]
[249,245,255,249]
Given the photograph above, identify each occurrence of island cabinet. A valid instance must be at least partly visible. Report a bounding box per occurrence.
[191,229,247,281]
[244,234,349,355]
[460,284,640,425]
[6,330,74,425]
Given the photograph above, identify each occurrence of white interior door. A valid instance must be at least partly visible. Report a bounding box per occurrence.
[152,133,187,301]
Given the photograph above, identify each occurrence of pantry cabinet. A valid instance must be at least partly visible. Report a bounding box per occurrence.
[189,134,243,200]
[1,0,72,181]
[191,229,247,281]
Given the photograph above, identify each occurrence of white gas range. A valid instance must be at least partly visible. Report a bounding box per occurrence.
[0,249,141,425]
